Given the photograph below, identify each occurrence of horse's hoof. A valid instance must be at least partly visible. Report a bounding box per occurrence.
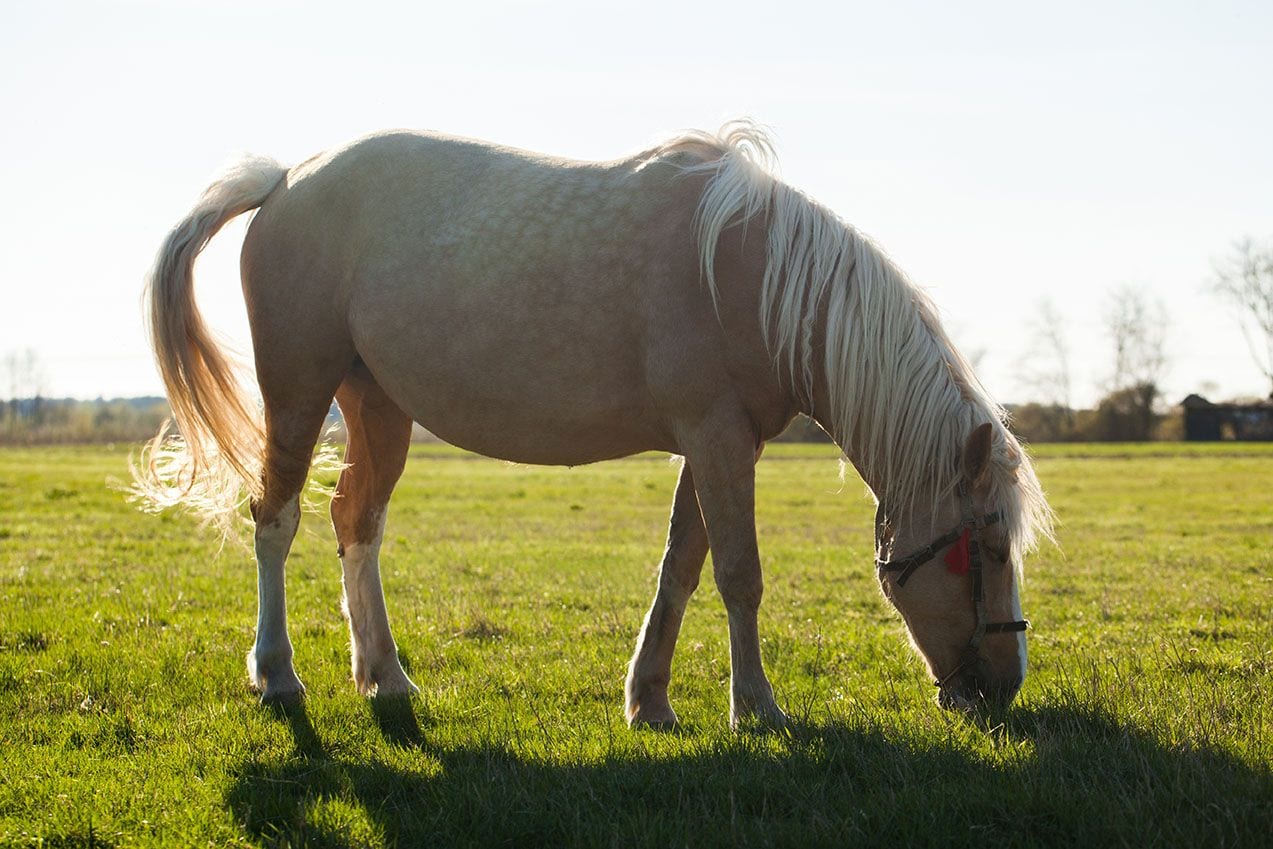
[730,701,790,732]
[628,704,680,731]
[625,688,680,730]
[371,676,420,698]
[248,662,306,705]
[257,683,306,707]
[355,661,419,697]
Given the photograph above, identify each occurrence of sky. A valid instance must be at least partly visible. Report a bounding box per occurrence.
[2,0,1271,407]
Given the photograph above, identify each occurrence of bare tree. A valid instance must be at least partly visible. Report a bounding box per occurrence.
[1019,298,1073,410]
[1008,298,1076,440]
[1102,286,1169,440]
[1212,236,1273,397]
[1106,287,1168,389]
[4,351,22,423]
[3,349,46,423]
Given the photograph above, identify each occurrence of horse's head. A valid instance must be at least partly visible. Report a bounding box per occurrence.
[874,422,1028,711]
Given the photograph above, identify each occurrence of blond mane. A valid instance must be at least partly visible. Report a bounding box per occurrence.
[669,120,1053,563]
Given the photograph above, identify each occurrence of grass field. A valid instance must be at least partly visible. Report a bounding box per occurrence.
[1,442,1270,847]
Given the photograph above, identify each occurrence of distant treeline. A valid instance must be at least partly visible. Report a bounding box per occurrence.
[1008,395,1185,443]
[0,394,1199,447]
[0,396,446,446]
[0,396,170,445]
[773,391,1188,445]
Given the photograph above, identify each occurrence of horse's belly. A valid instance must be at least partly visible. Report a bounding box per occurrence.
[348,286,675,465]
[403,368,668,464]
[416,399,668,466]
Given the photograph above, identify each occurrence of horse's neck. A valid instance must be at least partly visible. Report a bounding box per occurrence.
[805,361,936,510]
[805,364,881,493]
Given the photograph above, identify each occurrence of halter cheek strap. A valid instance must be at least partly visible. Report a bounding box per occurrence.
[874,482,1029,686]
[877,516,999,589]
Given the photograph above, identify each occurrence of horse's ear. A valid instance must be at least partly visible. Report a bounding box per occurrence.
[962,422,994,491]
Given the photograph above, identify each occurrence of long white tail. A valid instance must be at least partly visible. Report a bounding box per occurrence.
[131,155,288,531]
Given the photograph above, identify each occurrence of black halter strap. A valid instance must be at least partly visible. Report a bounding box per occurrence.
[875,482,1029,687]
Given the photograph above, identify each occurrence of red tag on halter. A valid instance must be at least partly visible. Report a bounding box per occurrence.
[945,528,971,575]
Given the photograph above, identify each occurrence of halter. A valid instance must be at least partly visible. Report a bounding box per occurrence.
[874,481,1029,691]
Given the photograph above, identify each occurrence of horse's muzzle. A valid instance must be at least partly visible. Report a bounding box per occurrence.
[936,667,1023,713]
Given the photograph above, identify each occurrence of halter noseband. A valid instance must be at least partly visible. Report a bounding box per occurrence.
[874,481,1029,691]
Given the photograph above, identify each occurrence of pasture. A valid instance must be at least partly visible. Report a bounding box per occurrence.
[1,442,1270,847]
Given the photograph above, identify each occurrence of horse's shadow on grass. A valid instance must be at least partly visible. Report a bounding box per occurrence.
[230,699,1271,849]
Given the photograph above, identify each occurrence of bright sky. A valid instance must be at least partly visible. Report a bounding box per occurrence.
[3,0,1271,407]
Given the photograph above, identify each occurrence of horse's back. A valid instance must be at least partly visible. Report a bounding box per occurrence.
[242,131,740,463]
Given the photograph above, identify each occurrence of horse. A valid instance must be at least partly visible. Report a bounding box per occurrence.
[134,121,1052,727]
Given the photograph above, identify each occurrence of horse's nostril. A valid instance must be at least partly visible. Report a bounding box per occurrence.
[935,671,980,713]
[937,667,1023,712]
[984,674,1023,707]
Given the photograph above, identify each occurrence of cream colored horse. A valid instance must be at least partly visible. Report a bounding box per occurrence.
[135,122,1052,726]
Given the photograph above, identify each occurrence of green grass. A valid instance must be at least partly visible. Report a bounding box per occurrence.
[1,442,1270,847]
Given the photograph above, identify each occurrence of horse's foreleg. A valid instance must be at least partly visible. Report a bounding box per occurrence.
[331,369,417,697]
[625,460,709,728]
[686,422,786,729]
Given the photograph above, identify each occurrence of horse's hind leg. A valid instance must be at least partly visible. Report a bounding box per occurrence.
[248,393,337,702]
[625,460,709,728]
[331,365,417,696]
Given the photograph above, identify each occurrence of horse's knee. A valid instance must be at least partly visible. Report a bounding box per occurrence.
[661,514,707,599]
[714,566,763,610]
[658,557,701,600]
